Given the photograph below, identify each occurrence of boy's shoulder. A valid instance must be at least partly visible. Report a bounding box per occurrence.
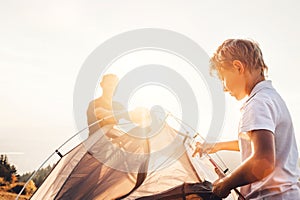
[242,81,280,110]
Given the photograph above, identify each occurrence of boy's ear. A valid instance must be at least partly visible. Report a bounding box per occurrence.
[232,60,245,74]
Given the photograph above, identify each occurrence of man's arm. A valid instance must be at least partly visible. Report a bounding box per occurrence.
[88,100,150,128]
[86,101,122,135]
[212,129,275,198]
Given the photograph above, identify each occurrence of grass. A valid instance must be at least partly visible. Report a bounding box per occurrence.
[0,182,31,200]
[0,191,29,200]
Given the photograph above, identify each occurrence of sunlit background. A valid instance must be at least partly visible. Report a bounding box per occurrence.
[1,0,300,174]
[98,49,213,138]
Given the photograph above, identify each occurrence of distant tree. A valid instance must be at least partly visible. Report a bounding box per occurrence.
[33,164,54,187]
[19,164,54,187]
[0,177,5,186]
[26,180,37,195]
[18,172,33,183]
[11,174,18,184]
[0,155,4,165]
[0,164,10,181]
[0,154,18,182]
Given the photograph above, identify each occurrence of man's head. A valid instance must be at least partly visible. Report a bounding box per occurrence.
[210,39,268,100]
[100,74,119,97]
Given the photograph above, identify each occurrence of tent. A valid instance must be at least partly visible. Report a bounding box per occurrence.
[19,116,238,200]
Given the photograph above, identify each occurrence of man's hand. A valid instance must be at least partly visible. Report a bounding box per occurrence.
[129,107,151,127]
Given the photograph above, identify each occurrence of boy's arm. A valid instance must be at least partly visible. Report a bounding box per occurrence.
[193,140,239,157]
[212,140,240,152]
[212,129,275,198]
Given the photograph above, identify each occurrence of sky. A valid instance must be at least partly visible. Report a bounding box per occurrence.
[1,0,300,174]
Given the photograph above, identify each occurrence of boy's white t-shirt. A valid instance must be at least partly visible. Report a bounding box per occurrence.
[238,80,300,199]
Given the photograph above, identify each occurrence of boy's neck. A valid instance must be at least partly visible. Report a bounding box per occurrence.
[246,74,265,96]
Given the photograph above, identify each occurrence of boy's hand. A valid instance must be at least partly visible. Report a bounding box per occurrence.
[192,142,204,157]
[212,175,231,198]
[192,142,216,157]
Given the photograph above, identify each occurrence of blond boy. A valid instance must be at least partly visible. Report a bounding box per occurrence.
[194,39,300,199]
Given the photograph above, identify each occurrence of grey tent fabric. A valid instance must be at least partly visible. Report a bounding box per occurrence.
[135,181,221,200]
[30,123,234,200]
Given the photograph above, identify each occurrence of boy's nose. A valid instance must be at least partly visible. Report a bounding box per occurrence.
[223,85,229,92]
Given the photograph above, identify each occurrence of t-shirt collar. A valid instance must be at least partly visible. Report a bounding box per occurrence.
[246,80,273,103]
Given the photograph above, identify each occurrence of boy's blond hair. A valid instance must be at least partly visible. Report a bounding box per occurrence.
[210,39,268,78]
